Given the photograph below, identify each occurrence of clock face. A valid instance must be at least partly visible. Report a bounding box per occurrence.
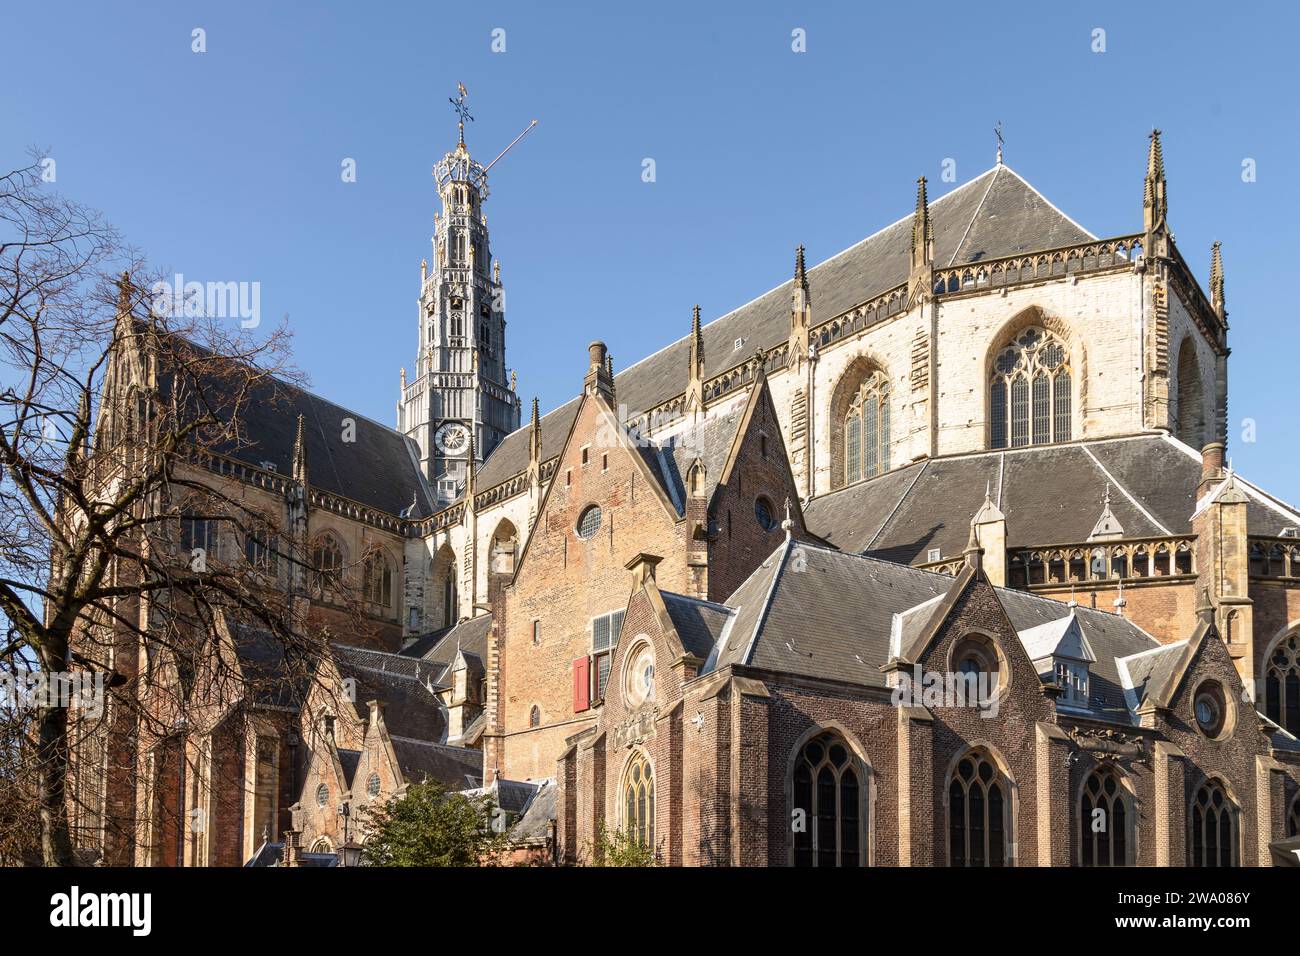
[434,422,469,455]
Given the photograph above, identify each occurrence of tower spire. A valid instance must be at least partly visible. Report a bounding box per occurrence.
[1210,241,1226,320]
[406,84,519,500]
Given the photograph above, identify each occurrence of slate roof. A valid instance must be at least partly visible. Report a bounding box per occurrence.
[461,777,540,815]
[509,779,557,845]
[331,644,446,742]
[803,433,1300,566]
[155,331,434,518]
[243,842,339,867]
[695,539,1161,725]
[476,164,1090,491]
[399,614,492,682]
[229,621,309,708]
[661,593,733,661]
[389,737,482,789]
[232,375,433,518]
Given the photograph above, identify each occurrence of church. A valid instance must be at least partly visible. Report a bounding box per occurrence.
[72,111,1300,867]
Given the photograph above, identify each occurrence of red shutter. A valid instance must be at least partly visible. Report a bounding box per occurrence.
[572,656,591,713]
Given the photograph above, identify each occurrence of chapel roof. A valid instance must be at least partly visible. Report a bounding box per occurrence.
[802,433,1300,565]
[688,539,1162,726]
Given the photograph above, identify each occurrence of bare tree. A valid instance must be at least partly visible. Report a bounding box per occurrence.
[0,154,360,865]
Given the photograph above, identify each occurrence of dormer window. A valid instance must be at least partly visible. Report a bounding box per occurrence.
[1054,660,1089,707]
[1019,613,1096,710]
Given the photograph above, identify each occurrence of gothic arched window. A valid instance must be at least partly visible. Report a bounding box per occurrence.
[1287,794,1300,838]
[311,533,344,593]
[623,751,654,849]
[1265,633,1300,737]
[948,749,1010,867]
[989,328,1071,449]
[792,731,865,867]
[1080,766,1132,866]
[1190,779,1238,867]
[362,551,393,607]
[843,372,890,485]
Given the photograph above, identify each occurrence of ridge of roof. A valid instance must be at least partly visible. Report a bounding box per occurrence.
[946,165,1003,267]
[998,164,1099,243]
[1081,442,1171,534]
[736,539,795,667]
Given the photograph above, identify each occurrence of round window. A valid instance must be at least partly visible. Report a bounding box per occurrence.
[952,636,1002,696]
[316,784,329,807]
[576,505,602,540]
[1194,681,1229,739]
[755,497,778,532]
[625,644,656,707]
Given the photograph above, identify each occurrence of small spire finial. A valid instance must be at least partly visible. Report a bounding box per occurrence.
[910,177,933,271]
[1144,129,1168,236]
[994,120,1004,165]
[1210,241,1226,319]
[1196,585,1215,623]
[292,413,308,484]
[510,369,517,392]
[794,244,807,287]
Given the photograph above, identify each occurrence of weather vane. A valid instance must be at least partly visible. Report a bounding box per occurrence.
[450,82,474,146]
[994,120,1005,165]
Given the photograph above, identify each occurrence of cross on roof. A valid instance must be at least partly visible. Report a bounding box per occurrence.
[449,82,474,146]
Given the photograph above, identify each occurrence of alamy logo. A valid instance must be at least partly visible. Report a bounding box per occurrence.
[2,671,104,719]
[49,886,151,936]
[890,665,1001,718]
[150,273,261,328]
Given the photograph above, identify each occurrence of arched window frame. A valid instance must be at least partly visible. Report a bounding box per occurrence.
[622,750,655,850]
[989,327,1072,449]
[311,532,345,595]
[361,549,393,608]
[842,371,890,486]
[787,727,871,867]
[1078,764,1136,866]
[1188,777,1239,867]
[1265,631,1300,738]
[946,747,1014,867]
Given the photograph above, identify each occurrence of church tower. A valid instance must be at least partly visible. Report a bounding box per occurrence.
[398,86,521,504]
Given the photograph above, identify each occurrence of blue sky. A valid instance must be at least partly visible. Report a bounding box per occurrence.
[5,1,1299,501]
